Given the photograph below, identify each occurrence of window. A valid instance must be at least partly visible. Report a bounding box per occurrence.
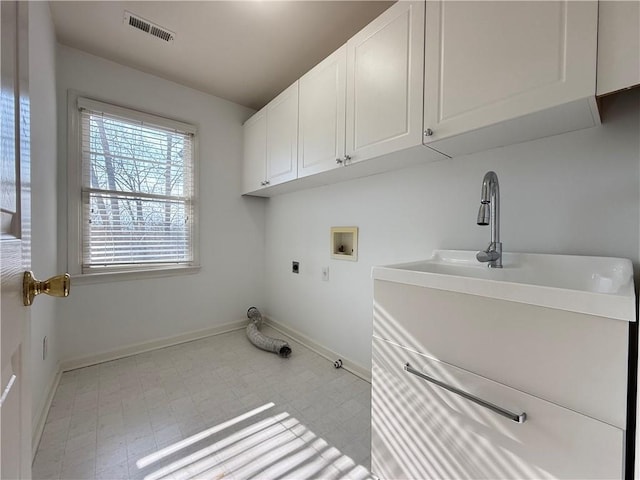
[69,96,198,278]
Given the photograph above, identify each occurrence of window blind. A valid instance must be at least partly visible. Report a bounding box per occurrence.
[79,103,195,271]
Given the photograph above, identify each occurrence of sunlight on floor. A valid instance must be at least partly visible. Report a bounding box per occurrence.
[33,328,372,479]
[135,402,372,480]
[136,403,277,469]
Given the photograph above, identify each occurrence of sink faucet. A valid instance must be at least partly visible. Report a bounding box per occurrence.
[476,171,502,268]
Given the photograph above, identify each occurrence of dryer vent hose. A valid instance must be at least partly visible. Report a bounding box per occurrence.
[246,307,291,358]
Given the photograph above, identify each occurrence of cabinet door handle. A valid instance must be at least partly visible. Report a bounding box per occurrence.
[336,155,352,165]
[403,363,526,424]
[0,374,16,407]
[424,128,434,137]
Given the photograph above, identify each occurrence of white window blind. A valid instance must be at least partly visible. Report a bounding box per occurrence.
[79,99,196,272]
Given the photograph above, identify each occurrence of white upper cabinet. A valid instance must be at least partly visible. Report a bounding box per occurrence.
[423,1,599,157]
[346,2,438,163]
[242,82,298,194]
[244,0,609,196]
[597,1,640,96]
[266,82,298,187]
[242,108,267,194]
[298,45,347,178]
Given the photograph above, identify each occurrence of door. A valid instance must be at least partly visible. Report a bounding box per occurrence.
[266,81,298,186]
[345,1,425,164]
[423,1,598,145]
[242,108,267,194]
[298,45,347,178]
[1,1,32,478]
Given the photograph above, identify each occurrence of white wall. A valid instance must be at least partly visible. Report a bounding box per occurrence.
[29,1,59,432]
[265,89,640,370]
[56,46,265,362]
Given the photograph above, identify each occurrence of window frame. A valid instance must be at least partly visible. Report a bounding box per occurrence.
[67,92,200,283]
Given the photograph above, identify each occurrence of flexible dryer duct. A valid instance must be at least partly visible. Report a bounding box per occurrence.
[246,307,292,358]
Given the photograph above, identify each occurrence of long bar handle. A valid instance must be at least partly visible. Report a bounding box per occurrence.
[0,374,17,407]
[404,363,526,424]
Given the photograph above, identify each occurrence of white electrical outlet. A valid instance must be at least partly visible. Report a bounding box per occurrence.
[322,267,329,281]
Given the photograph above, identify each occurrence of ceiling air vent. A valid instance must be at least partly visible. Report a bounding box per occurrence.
[124,11,175,43]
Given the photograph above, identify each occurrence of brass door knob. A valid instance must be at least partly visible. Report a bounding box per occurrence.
[23,271,71,306]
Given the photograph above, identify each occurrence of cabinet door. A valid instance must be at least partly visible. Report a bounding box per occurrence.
[266,82,298,186]
[424,1,598,148]
[373,279,629,429]
[242,109,266,194]
[597,1,640,96]
[371,338,624,480]
[346,1,425,164]
[298,45,346,178]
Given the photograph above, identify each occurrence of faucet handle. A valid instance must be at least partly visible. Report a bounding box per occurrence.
[476,249,499,263]
[477,242,503,268]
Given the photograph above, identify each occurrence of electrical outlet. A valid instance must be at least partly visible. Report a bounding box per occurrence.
[292,261,300,274]
[322,266,329,281]
[43,336,48,361]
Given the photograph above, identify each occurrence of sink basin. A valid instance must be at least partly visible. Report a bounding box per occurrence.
[372,250,636,321]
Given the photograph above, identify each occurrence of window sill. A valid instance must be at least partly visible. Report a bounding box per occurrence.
[70,265,201,285]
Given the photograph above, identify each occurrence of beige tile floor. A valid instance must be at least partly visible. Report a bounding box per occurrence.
[32,326,372,480]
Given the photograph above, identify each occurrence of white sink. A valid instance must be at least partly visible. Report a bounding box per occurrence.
[373,250,636,321]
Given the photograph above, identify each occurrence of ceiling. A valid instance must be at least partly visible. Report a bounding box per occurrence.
[49,1,394,110]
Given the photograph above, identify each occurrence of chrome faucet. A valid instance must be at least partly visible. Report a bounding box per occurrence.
[476,171,502,268]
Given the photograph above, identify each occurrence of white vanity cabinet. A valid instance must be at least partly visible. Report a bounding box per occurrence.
[422,1,600,157]
[596,1,640,96]
[345,1,430,164]
[298,45,347,178]
[371,250,635,479]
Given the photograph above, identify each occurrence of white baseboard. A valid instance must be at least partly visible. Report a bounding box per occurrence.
[264,316,371,383]
[60,319,247,372]
[32,366,62,460]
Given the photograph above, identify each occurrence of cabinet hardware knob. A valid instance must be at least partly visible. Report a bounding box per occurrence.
[264,180,270,185]
[260,181,266,186]
[424,129,434,137]
[336,158,343,164]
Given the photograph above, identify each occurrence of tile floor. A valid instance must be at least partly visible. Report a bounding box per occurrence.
[33,326,373,480]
